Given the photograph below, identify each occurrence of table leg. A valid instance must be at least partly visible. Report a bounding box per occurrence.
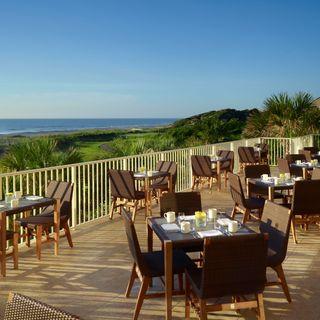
[268,187,274,201]
[303,168,307,179]
[54,199,61,256]
[0,212,6,277]
[164,240,173,320]
[217,161,221,192]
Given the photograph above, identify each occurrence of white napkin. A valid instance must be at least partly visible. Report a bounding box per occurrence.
[25,196,43,201]
[217,218,231,226]
[161,224,180,232]
[197,229,222,238]
[183,215,195,221]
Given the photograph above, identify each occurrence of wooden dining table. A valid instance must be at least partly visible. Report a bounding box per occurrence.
[0,196,60,277]
[247,178,295,201]
[134,171,173,216]
[290,163,320,179]
[147,215,255,319]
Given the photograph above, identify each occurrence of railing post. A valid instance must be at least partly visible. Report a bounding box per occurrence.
[71,166,77,228]
[189,148,193,189]
[122,158,127,170]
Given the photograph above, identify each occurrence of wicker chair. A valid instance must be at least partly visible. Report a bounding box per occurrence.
[0,231,19,273]
[255,143,269,164]
[299,149,312,162]
[150,161,177,197]
[285,153,306,164]
[303,146,318,154]
[229,173,265,223]
[108,169,145,222]
[185,234,268,320]
[160,191,201,217]
[312,168,320,180]
[278,157,303,177]
[289,180,320,244]
[4,292,81,319]
[191,155,218,190]
[216,150,234,187]
[260,201,292,303]
[238,146,259,173]
[244,164,286,203]
[15,181,74,260]
[121,209,192,320]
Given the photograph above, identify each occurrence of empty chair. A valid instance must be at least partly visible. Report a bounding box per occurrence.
[216,150,234,186]
[285,153,306,164]
[185,234,268,320]
[151,161,177,196]
[121,209,192,320]
[160,191,201,217]
[278,157,303,177]
[289,180,320,243]
[311,168,320,180]
[191,155,218,190]
[4,292,81,319]
[15,181,74,260]
[238,146,259,172]
[259,142,269,164]
[229,173,265,223]
[260,201,292,303]
[303,146,318,154]
[299,149,312,161]
[244,164,286,203]
[108,169,145,222]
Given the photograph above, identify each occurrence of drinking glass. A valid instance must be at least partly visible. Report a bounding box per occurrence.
[178,212,185,225]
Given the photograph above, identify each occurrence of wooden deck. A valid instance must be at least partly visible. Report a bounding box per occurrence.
[0,187,320,319]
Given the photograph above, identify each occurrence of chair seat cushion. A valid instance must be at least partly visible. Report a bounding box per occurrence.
[245,197,265,209]
[142,250,193,278]
[16,212,69,228]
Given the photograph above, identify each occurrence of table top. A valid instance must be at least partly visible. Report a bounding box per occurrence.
[148,215,255,249]
[134,171,169,180]
[210,156,229,163]
[0,196,55,215]
[248,178,295,190]
[290,163,320,170]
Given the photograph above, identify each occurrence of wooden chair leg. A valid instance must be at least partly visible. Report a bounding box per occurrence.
[199,299,207,320]
[231,206,237,219]
[191,176,196,190]
[274,264,291,303]
[125,263,137,298]
[257,293,266,320]
[133,276,150,320]
[109,197,116,219]
[13,232,19,269]
[132,201,138,222]
[26,229,31,247]
[63,223,73,248]
[242,209,250,224]
[45,228,50,241]
[185,276,191,319]
[291,217,298,244]
[36,225,43,260]
[224,172,228,188]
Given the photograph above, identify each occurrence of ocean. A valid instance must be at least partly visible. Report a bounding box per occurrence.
[0,118,177,136]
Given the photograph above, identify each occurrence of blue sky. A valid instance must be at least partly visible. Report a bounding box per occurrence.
[0,0,319,118]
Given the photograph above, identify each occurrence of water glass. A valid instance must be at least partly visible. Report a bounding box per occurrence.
[178,212,185,225]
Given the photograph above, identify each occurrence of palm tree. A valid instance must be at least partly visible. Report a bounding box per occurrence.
[244,92,320,138]
[0,137,82,172]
